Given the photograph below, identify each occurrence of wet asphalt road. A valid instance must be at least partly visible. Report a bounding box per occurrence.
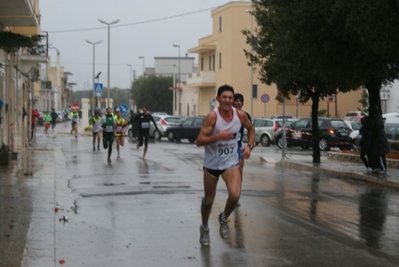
[4,123,399,267]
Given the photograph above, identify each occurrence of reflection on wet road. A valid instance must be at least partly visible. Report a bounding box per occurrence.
[39,127,399,266]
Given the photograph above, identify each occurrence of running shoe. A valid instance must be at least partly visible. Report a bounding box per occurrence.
[363,167,373,174]
[97,146,100,151]
[75,135,77,138]
[107,158,112,163]
[93,147,95,152]
[218,212,230,239]
[117,154,120,158]
[199,226,210,247]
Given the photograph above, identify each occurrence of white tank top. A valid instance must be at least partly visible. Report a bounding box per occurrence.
[204,107,242,170]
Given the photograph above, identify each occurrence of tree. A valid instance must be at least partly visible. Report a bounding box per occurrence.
[245,0,362,162]
[132,75,173,114]
[332,0,399,111]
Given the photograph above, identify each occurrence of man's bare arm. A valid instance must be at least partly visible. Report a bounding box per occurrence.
[238,110,255,159]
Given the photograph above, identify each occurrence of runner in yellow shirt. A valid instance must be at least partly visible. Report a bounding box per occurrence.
[114,110,128,158]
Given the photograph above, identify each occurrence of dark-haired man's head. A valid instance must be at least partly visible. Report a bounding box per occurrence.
[217,84,234,97]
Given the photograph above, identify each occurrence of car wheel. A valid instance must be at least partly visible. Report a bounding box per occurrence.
[188,138,195,143]
[167,131,175,142]
[276,137,283,149]
[260,134,271,147]
[154,130,161,140]
[319,138,329,151]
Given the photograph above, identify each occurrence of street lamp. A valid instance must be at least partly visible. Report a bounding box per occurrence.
[85,39,102,110]
[138,56,145,76]
[127,64,133,88]
[98,18,120,108]
[245,9,253,117]
[173,44,180,115]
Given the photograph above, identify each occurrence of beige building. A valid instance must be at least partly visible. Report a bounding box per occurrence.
[187,1,362,118]
[0,0,58,171]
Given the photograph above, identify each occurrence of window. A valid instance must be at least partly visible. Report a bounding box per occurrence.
[201,57,204,71]
[182,118,194,127]
[194,118,204,126]
[219,53,222,68]
[212,54,215,70]
[219,16,222,32]
[253,85,257,98]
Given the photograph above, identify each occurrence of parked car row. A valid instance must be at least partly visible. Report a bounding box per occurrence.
[125,112,396,153]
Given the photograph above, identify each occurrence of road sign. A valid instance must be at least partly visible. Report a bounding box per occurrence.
[261,94,270,103]
[326,94,335,103]
[71,102,79,111]
[94,83,103,97]
[119,104,129,114]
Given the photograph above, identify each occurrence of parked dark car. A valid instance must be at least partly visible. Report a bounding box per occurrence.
[274,117,352,151]
[384,123,399,151]
[164,116,204,143]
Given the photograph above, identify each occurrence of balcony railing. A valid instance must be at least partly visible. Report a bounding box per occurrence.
[187,71,216,87]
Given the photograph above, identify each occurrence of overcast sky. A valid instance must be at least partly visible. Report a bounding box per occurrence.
[40,0,243,91]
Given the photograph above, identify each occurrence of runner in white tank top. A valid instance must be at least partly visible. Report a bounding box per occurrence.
[204,106,241,171]
[195,85,255,247]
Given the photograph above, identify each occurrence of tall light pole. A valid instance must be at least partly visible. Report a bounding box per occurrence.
[173,44,180,115]
[98,18,120,107]
[85,39,102,110]
[138,56,145,76]
[127,64,132,88]
[245,9,253,117]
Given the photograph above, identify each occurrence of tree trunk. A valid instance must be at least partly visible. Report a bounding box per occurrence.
[365,79,382,112]
[311,91,321,163]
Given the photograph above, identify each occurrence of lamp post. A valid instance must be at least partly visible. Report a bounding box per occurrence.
[138,56,145,76]
[127,64,132,88]
[245,9,253,117]
[85,39,102,110]
[173,44,180,115]
[98,18,120,108]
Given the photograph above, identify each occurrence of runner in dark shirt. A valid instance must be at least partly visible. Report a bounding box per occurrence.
[135,106,158,159]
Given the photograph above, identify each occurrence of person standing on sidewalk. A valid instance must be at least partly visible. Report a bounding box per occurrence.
[102,107,116,163]
[89,110,103,152]
[233,93,252,206]
[135,106,158,160]
[114,110,128,158]
[31,108,40,142]
[50,108,58,133]
[196,85,255,247]
[69,110,79,138]
[359,116,373,174]
[367,105,389,174]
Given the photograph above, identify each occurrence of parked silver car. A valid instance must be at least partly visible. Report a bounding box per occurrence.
[152,115,183,140]
[243,118,295,146]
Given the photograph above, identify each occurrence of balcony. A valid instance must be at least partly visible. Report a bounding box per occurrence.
[0,0,40,33]
[186,71,216,88]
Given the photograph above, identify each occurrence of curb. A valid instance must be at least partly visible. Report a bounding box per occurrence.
[276,160,399,190]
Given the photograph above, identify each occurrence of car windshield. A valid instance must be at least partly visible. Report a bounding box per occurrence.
[165,117,182,123]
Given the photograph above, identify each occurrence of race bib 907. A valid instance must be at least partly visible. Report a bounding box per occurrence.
[218,146,235,157]
[141,122,149,128]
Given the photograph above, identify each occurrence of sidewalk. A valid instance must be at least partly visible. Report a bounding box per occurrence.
[270,152,399,190]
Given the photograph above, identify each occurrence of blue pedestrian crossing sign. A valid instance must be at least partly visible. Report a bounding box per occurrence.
[119,104,129,114]
[94,83,103,97]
